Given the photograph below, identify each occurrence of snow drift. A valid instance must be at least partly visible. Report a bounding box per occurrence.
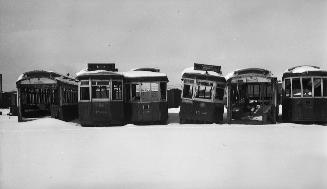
[0,108,326,189]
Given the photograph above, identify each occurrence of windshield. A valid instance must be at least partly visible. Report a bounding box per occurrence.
[194,81,213,99]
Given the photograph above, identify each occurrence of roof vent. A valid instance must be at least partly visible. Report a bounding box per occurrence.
[133,68,160,72]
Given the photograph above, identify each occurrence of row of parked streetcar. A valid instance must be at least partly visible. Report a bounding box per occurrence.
[16,63,327,126]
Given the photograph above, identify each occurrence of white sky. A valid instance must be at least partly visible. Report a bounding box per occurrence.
[0,0,327,91]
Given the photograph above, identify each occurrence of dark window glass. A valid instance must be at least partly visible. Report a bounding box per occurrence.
[323,78,327,97]
[285,79,291,97]
[80,87,90,100]
[248,85,254,97]
[266,85,272,97]
[160,82,167,101]
[292,78,301,97]
[131,84,140,101]
[215,87,224,100]
[302,78,312,97]
[253,85,260,96]
[313,78,322,97]
[63,89,67,103]
[112,81,122,100]
[183,84,193,98]
[81,81,89,86]
[97,81,110,85]
[125,84,130,102]
[92,86,109,99]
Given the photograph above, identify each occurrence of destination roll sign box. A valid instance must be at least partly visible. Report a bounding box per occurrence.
[194,63,221,74]
[88,63,118,72]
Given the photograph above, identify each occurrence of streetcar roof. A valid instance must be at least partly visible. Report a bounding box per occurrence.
[181,67,225,82]
[123,70,168,82]
[17,70,77,85]
[76,69,122,76]
[225,68,274,81]
[181,67,223,78]
[75,69,123,80]
[283,65,327,78]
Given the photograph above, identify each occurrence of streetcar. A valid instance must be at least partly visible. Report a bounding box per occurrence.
[123,68,169,124]
[76,63,124,126]
[225,68,278,124]
[16,70,78,122]
[282,65,327,123]
[179,63,226,124]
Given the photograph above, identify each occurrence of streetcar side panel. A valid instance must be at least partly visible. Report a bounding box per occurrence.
[124,81,168,124]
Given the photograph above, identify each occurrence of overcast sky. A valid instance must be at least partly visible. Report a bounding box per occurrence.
[0,0,326,91]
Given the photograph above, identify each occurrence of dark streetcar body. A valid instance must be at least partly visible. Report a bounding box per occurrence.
[282,65,327,123]
[123,68,169,125]
[167,88,182,108]
[226,68,278,124]
[179,64,226,124]
[16,70,78,122]
[76,64,124,126]
[0,90,18,116]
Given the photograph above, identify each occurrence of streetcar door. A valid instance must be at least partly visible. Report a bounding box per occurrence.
[301,77,314,121]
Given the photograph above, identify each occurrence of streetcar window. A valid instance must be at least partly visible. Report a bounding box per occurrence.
[247,84,260,98]
[183,79,194,84]
[92,86,109,99]
[131,84,141,101]
[63,89,67,103]
[285,79,291,97]
[302,78,312,97]
[262,84,267,98]
[80,87,90,100]
[196,86,205,98]
[160,82,167,101]
[140,83,152,102]
[142,83,151,91]
[215,87,224,100]
[266,85,272,98]
[248,85,254,97]
[183,84,193,98]
[112,81,122,100]
[91,80,110,99]
[195,85,212,99]
[81,81,89,86]
[151,83,160,101]
[292,78,301,97]
[313,78,322,97]
[323,78,327,97]
[253,85,260,97]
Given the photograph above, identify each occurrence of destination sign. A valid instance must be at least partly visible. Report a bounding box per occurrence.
[194,63,221,73]
[88,63,118,72]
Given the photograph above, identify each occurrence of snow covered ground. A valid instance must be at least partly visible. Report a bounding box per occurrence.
[0,108,327,189]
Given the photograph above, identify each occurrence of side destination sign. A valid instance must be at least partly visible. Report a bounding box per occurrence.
[194,63,221,74]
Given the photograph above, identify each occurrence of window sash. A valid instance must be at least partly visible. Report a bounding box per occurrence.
[80,80,89,86]
[92,86,109,99]
[80,87,90,100]
[182,84,193,99]
[284,76,327,98]
[112,80,123,100]
[195,85,213,99]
